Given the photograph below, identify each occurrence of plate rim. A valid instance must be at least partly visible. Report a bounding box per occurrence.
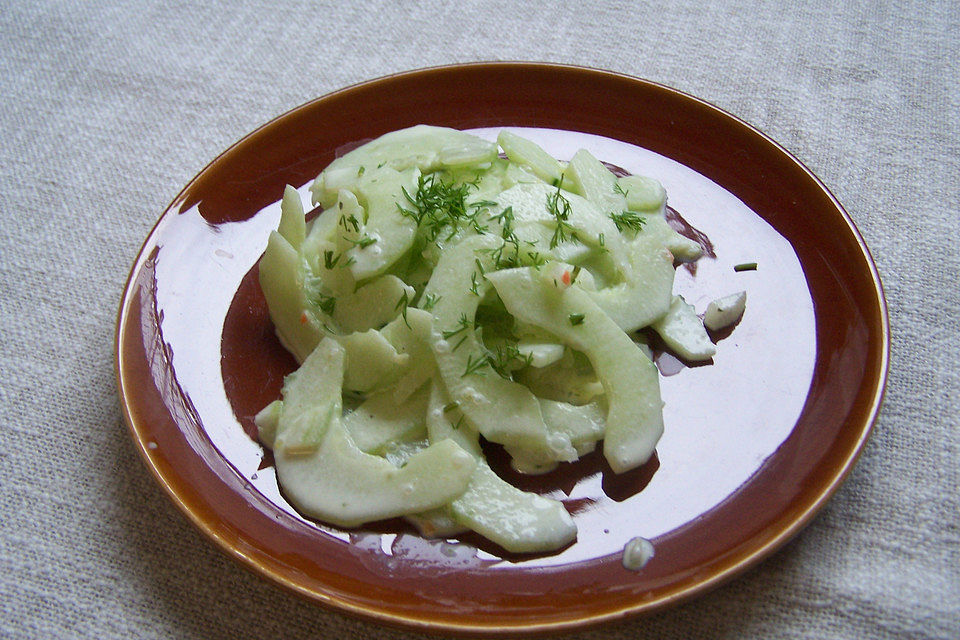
[115,61,890,635]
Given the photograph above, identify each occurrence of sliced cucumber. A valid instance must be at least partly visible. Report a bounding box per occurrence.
[335,328,408,393]
[274,338,344,455]
[497,130,566,187]
[651,295,717,361]
[347,167,420,280]
[273,339,476,527]
[258,231,323,363]
[425,381,577,553]
[342,382,430,454]
[277,184,306,250]
[422,234,577,463]
[488,267,664,473]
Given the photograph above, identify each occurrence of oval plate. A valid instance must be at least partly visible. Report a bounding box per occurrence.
[116,63,888,635]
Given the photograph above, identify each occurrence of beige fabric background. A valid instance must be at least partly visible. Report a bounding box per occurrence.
[1,1,958,638]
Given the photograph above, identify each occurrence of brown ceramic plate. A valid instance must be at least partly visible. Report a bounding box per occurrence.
[116,63,888,635]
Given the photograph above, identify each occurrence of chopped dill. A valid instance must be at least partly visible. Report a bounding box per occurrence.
[490,205,515,240]
[347,234,377,249]
[398,173,492,242]
[394,290,413,328]
[609,211,646,233]
[546,182,577,248]
[462,353,490,377]
[442,314,473,351]
[338,213,360,233]
[469,271,482,296]
[488,342,534,378]
[322,250,340,270]
[421,293,440,311]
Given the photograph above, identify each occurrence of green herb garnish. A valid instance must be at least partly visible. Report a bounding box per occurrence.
[546,182,577,249]
[338,213,360,233]
[489,342,534,378]
[346,234,377,249]
[322,250,341,270]
[462,353,490,377]
[421,293,440,311]
[609,211,646,233]
[398,173,491,242]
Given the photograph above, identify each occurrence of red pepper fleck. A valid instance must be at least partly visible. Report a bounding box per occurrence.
[561,270,571,285]
[299,312,308,325]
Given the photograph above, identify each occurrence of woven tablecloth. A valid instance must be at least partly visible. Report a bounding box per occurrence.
[2,1,957,638]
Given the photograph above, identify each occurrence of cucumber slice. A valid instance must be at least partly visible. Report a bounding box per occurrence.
[273,339,476,527]
[311,125,497,208]
[254,399,282,449]
[332,275,413,333]
[704,291,747,331]
[277,184,305,250]
[425,381,577,553]
[638,213,703,261]
[505,398,606,473]
[538,398,605,455]
[347,167,420,280]
[651,296,717,361]
[342,382,430,454]
[379,308,437,403]
[566,148,623,214]
[276,423,476,528]
[587,230,676,332]
[617,174,667,212]
[335,329,408,393]
[496,181,618,252]
[497,130,566,187]
[274,338,344,455]
[487,267,664,473]
[422,235,577,463]
[258,231,323,363]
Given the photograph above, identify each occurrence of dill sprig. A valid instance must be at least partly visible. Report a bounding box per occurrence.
[314,293,336,315]
[398,173,493,242]
[490,205,516,240]
[485,239,548,270]
[442,401,459,413]
[609,211,646,233]
[469,271,482,296]
[322,250,340,270]
[442,313,473,351]
[394,290,411,327]
[420,292,440,311]
[338,212,360,233]
[546,183,577,249]
[462,353,490,377]
[346,234,377,249]
[488,342,534,378]
[304,273,336,315]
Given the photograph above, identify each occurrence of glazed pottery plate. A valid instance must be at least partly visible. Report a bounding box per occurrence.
[116,63,888,635]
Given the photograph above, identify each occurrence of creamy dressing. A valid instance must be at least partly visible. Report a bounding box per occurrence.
[621,536,655,571]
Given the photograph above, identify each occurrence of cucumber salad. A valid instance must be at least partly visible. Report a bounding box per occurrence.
[253,126,745,553]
